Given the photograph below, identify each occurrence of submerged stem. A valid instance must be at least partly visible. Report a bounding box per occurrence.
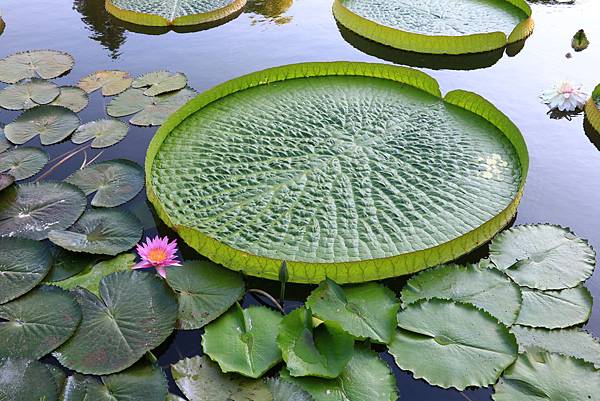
[247,288,284,313]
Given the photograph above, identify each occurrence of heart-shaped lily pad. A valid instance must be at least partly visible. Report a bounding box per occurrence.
[78,70,133,96]
[0,173,15,191]
[84,362,168,401]
[65,159,143,207]
[0,181,87,240]
[203,304,283,378]
[48,208,143,255]
[0,285,81,359]
[51,86,89,112]
[0,50,74,84]
[71,119,129,148]
[165,260,245,330]
[132,71,187,96]
[45,246,99,282]
[268,378,314,401]
[54,271,178,374]
[0,237,52,304]
[0,146,48,180]
[515,286,592,329]
[0,78,60,110]
[0,358,58,401]
[4,105,81,145]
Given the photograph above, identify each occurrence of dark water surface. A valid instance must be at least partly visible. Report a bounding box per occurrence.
[1,1,599,399]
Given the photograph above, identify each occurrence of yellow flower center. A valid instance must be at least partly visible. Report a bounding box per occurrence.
[147,248,168,264]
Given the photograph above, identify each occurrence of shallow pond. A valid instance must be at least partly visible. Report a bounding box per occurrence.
[1,0,599,399]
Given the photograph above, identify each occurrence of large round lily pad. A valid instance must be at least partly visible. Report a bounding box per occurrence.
[105,0,247,27]
[4,105,81,145]
[333,0,534,55]
[0,78,60,110]
[71,119,129,148]
[0,50,74,84]
[146,62,528,283]
[51,86,89,112]
[0,146,48,180]
[515,286,592,329]
[0,358,58,401]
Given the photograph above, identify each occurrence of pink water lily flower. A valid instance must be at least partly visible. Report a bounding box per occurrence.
[133,236,181,278]
[541,81,588,112]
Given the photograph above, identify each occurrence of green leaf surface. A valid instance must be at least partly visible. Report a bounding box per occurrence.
[0,128,11,153]
[203,305,283,378]
[515,286,592,329]
[50,86,89,113]
[4,105,80,145]
[0,358,58,401]
[71,119,129,149]
[267,378,314,401]
[0,78,60,110]
[0,286,81,359]
[0,146,48,180]
[0,50,74,84]
[165,260,245,330]
[390,299,518,390]
[48,208,143,255]
[306,279,399,344]
[282,344,397,401]
[0,238,51,304]
[401,260,522,325]
[45,247,99,282]
[490,224,596,290]
[132,71,187,96]
[84,362,168,401]
[77,70,133,96]
[53,271,178,375]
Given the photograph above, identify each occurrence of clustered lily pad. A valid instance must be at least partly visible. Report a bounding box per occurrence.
[4,105,80,145]
[45,246,99,282]
[0,78,60,110]
[515,286,592,329]
[0,50,74,84]
[0,146,48,180]
[71,119,129,148]
[132,71,188,96]
[50,86,89,112]
[77,70,133,96]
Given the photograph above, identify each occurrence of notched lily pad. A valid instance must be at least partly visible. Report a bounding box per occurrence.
[0,78,60,110]
[85,362,169,401]
[132,71,188,96]
[4,105,81,145]
[0,357,58,401]
[71,119,129,148]
[515,286,592,329]
[45,246,99,282]
[78,70,133,96]
[0,146,48,180]
[0,50,74,84]
[51,86,89,112]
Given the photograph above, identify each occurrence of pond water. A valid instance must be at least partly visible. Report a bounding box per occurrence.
[1,0,599,399]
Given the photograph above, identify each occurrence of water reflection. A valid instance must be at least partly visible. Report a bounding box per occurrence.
[73,0,126,59]
[245,0,294,25]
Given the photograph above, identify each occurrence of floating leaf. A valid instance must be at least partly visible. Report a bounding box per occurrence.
[132,71,188,96]
[165,260,245,330]
[71,119,129,149]
[515,286,592,329]
[171,355,273,401]
[0,358,58,401]
[0,286,81,359]
[54,271,178,374]
[107,87,196,126]
[401,260,522,325]
[0,182,87,240]
[4,105,80,145]
[492,350,600,401]
[48,208,143,255]
[277,307,354,378]
[0,238,51,304]
[511,325,600,368]
[45,246,99,282]
[0,146,48,180]
[0,78,60,110]
[0,128,11,152]
[77,70,133,96]
[306,279,399,344]
[490,224,596,290]
[572,29,590,52]
[0,50,74,84]
[84,362,168,401]
[65,159,143,207]
[389,299,518,390]
[203,304,283,378]
[0,173,14,191]
[51,86,89,112]
[282,344,397,401]
[267,378,314,401]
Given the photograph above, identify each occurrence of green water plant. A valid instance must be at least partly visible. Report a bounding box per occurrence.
[0,50,74,84]
[132,71,188,96]
[78,70,133,96]
[50,86,89,112]
[0,173,14,191]
[515,286,592,329]
[0,78,60,110]
[44,246,99,282]
[585,84,600,134]
[0,358,58,400]
[0,146,48,180]
[4,105,80,145]
[71,118,129,148]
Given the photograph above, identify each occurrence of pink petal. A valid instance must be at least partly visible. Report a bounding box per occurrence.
[156,266,168,278]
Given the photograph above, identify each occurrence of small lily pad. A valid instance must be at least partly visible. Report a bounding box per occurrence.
[390,299,518,390]
[202,304,283,378]
[48,208,143,255]
[4,105,81,145]
[277,307,354,378]
[306,279,399,344]
[516,286,592,329]
[54,271,178,375]
[77,70,133,96]
[71,119,129,148]
[0,358,58,401]
[0,173,14,191]
[0,237,52,304]
[65,159,143,207]
[45,246,99,282]
[0,181,87,240]
[51,86,89,112]
[0,50,74,84]
[165,260,245,330]
[0,78,60,110]
[490,224,596,290]
[132,71,187,96]
[0,146,48,180]
[267,378,314,401]
[0,286,81,359]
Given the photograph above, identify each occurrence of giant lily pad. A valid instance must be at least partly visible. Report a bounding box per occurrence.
[132,71,187,96]
[203,304,283,378]
[490,224,596,290]
[105,0,247,27]
[401,260,522,325]
[71,119,129,149]
[390,299,518,390]
[333,0,533,55]
[4,105,80,145]
[0,286,81,359]
[0,50,74,84]
[492,350,600,401]
[48,208,143,255]
[165,260,245,330]
[53,271,178,374]
[0,78,60,110]
[281,344,397,401]
[0,238,51,304]
[146,62,528,283]
[77,70,133,96]
[515,286,592,329]
[0,358,58,401]
[65,159,144,207]
[51,86,89,113]
[0,182,87,240]
[0,146,48,180]
[585,84,600,134]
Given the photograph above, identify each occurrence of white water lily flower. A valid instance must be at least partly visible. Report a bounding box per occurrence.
[541,81,589,112]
